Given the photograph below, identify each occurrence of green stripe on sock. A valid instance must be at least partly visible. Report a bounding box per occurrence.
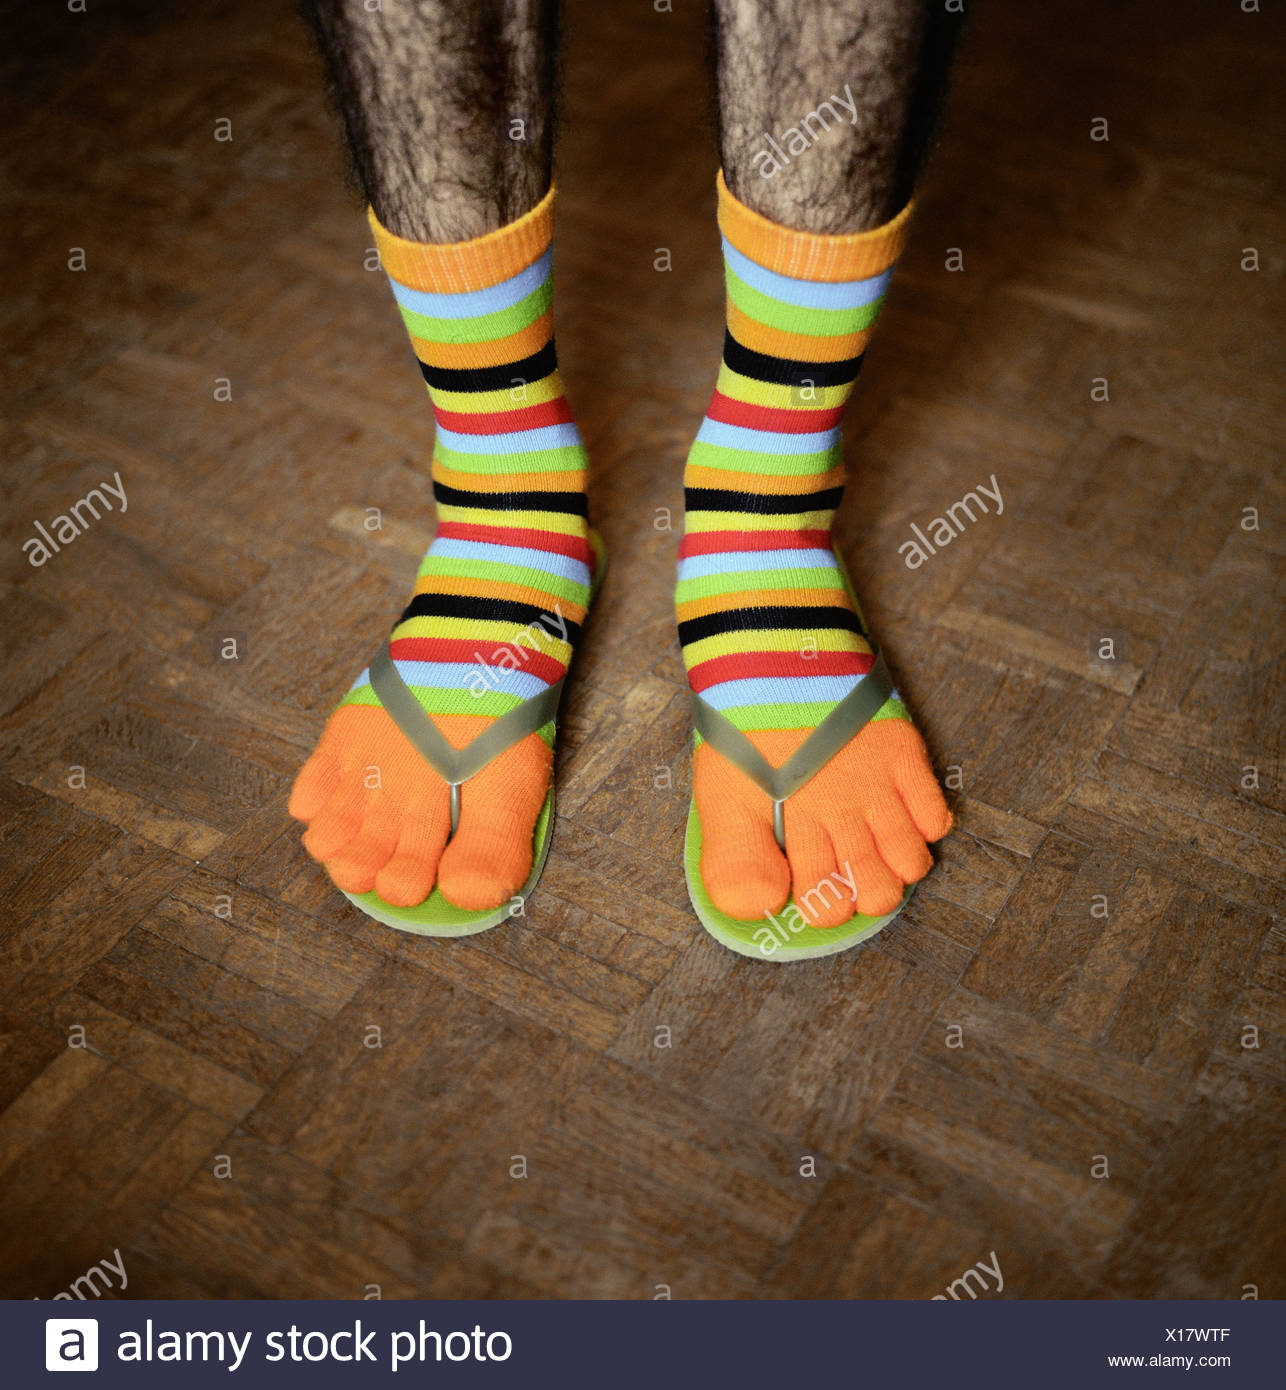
[433,439,588,475]
[399,281,551,345]
[711,695,909,733]
[686,440,840,476]
[676,568,848,603]
[417,556,590,606]
[724,267,883,337]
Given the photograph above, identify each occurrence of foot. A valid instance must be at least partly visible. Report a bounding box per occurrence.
[290,533,590,914]
[680,172,951,926]
[291,188,591,913]
[290,707,553,910]
[693,706,952,925]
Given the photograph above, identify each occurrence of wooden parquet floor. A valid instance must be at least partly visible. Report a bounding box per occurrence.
[2,0,1284,1300]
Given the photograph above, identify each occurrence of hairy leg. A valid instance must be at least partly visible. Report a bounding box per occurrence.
[711,0,962,232]
[304,0,556,240]
[291,2,592,917]
[681,1,961,933]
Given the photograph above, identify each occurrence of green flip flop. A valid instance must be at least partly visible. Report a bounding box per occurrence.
[684,650,914,961]
[684,556,915,960]
[341,528,607,937]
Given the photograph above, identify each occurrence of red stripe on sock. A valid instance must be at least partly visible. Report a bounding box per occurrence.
[706,390,845,434]
[435,522,594,564]
[432,396,574,435]
[389,637,567,686]
[679,529,833,558]
[688,649,873,693]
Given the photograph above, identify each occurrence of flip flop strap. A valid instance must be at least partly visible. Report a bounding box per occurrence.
[370,644,565,835]
[689,652,894,850]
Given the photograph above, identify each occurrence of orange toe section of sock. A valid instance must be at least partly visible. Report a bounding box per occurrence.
[289,742,342,823]
[694,715,952,925]
[693,772,792,920]
[437,726,553,910]
[324,795,406,895]
[779,811,853,927]
[373,795,452,906]
[290,705,552,913]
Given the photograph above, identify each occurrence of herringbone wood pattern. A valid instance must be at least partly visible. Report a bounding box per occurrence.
[2,0,1283,1299]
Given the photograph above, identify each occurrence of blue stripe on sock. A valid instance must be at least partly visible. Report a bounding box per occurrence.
[722,238,892,309]
[699,674,864,710]
[678,549,837,581]
[352,661,551,701]
[695,418,840,455]
[386,249,552,319]
[434,421,583,455]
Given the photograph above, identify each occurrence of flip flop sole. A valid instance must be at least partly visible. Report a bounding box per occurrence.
[684,799,912,961]
[341,786,555,936]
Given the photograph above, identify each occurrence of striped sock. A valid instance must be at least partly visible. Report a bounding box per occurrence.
[679,174,910,735]
[291,189,592,912]
[354,190,591,726]
[678,174,951,924]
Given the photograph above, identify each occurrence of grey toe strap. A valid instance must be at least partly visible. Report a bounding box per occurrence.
[690,652,894,851]
[370,644,565,836]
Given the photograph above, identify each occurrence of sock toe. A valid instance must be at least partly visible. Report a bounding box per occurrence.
[328,857,379,895]
[374,856,438,908]
[831,815,905,918]
[437,851,525,912]
[867,794,934,886]
[429,732,551,911]
[302,780,369,862]
[783,813,853,928]
[289,742,341,823]
[878,721,953,842]
[436,797,538,911]
[372,793,450,907]
[326,799,404,894]
[699,799,791,921]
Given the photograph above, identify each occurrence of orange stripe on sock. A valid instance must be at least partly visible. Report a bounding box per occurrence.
[726,302,874,362]
[716,171,911,282]
[369,188,555,293]
[414,573,588,619]
[676,587,853,623]
[410,313,552,369]
[432,463,588,494]
[684,464,847,495]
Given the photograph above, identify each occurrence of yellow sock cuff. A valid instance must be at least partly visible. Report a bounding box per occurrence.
[716,170,912,282]
[369,186,555,293]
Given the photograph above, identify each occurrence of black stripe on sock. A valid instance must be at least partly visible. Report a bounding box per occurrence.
[396,593,583,645]
[678,605,863,647]
[418,340,558,394]
[433,481,589,516]
[684,485,845,516]
[722,330,864,389]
